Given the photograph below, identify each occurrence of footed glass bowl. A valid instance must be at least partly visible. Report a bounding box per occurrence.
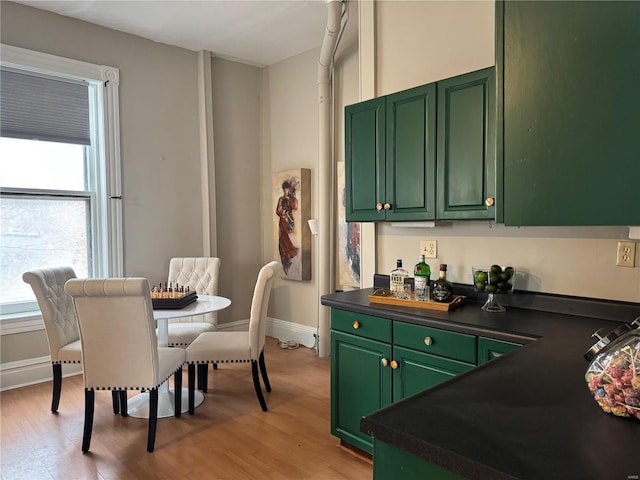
[472,265,516,312]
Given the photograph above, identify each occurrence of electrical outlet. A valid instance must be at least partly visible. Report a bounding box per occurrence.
[616,241,636,267]
[420,240,437,259]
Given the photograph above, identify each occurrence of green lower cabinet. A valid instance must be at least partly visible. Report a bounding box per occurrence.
[393,345,475,401]
[330,330,392,454]
[477,337,521,365]
[373,440,467,480]
[330,312,479,454]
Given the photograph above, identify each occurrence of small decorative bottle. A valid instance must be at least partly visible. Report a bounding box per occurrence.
[390,259,409,299]
[414,254,431,301]
[432,264,453,303]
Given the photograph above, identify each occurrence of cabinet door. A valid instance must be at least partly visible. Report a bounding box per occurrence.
[331,330,392,454]
[344,97,386,222]
[502,1,640,226]
[385,83,437,221]
[393,346,474,402]
[374,440,467,480]
[437,67,496,220]
[477,337,521,365]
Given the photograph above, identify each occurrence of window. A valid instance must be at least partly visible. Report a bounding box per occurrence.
[0,45,122,331]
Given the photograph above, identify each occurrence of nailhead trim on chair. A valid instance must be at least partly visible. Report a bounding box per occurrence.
[187,359,251,364]
[52,360,82,364]
[86,368,182,391]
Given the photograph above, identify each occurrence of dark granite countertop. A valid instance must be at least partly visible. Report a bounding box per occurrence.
[321,287,640,480]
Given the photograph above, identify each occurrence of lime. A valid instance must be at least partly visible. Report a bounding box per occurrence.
[475,282,486,292]
[485,284,498,293]
[489,272,500,284]
[474,271,488,283]
[491,264,502,274]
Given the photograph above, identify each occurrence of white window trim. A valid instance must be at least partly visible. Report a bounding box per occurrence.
[0,44,123,334]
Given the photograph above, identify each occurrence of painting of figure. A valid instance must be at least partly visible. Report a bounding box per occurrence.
[272,168,311,281]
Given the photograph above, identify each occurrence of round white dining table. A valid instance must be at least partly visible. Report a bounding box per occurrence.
[127,295,231,419]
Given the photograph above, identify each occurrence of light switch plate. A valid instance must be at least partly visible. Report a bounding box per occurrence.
[420,240,437,259]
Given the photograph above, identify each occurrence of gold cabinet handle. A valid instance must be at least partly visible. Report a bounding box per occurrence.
[390,360,399,370]
[485,197,495,207]
[424,337,433,346]
[384,203,391,210]
[381,358,389,367]
[352,321,360,329]
[376,202,383,211]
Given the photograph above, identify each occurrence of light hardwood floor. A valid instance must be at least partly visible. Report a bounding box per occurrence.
[0,337,372,480]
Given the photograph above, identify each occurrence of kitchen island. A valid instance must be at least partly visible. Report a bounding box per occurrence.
[321,286,640,480]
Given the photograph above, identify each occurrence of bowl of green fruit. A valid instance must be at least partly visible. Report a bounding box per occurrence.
[472,265,516,312]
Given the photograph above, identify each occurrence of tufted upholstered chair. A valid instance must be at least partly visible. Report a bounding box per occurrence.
[166,257,221,347]
[65,277,186,453]
[185,261,280,413]
[22,267,83,413]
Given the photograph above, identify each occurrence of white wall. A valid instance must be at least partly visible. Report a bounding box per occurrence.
[368,0,640,302]
[211,57,263,325]
[0,1,203,284]
[376,0,495,95]
[0,1,204,363]
[261,48,321,329]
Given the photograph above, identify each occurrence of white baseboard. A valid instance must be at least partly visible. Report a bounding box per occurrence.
[0,356,81,392]
[266,317,317,349]
[218,317,317,349]
[1,318,317,391]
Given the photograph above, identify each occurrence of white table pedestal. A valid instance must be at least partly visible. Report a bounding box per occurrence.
[126,295,230,419]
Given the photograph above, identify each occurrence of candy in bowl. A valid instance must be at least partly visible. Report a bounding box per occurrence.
[584,317,640,421]
[472,265,515,312]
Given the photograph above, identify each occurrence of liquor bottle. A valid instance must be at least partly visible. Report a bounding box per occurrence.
[390,259,409,299]
[432,264,453,303]
[414,254,431,301]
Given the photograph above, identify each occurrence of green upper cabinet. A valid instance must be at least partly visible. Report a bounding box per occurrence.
[385,84,437,221]
[437,68,496,220]
[345,84,436,222]
[344,97,385,221]
[501,1,640,226]
[345,68,497,223]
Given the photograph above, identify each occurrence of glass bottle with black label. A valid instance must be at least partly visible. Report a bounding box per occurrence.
[432,264,453,303]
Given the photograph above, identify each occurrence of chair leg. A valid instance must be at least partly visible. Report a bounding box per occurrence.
[197,363,208,393]
[119,390,128,417]
[213,363,218,370]
[174,367,182,418]
[188,363,196,415]
[111,391,120,414]
[51,364,62,413]
[258,350,272,392]
[82,390,95,453]
[251,361,268,412]
[147,389,158,453]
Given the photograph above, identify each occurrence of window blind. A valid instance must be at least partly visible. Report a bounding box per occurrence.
[0,68,90,145]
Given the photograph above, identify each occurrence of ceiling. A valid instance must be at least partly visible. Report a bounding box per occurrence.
[13,0,348,67]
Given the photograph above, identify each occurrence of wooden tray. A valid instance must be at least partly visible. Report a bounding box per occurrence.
[368,289,465,312]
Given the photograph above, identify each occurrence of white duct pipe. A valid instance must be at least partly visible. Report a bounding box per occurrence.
[317,0,345,357]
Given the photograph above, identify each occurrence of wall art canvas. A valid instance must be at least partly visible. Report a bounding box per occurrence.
[272,168,311,281]
[337,161,361,287]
